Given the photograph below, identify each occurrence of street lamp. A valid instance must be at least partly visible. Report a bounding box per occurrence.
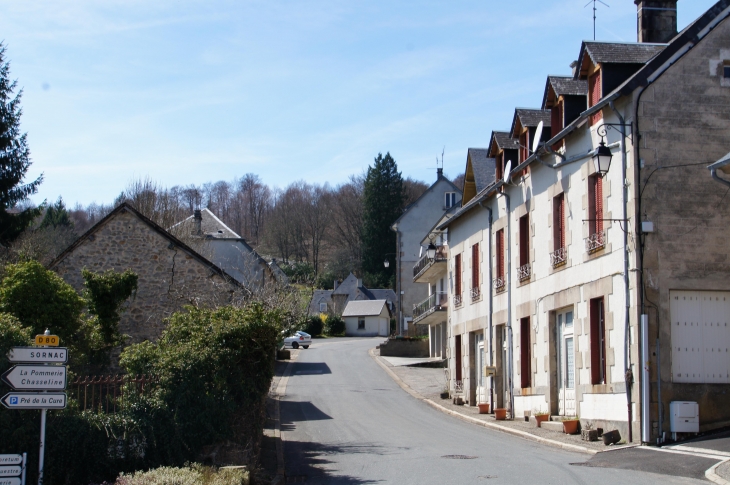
[383,259,390,268]
[592,139,613,177]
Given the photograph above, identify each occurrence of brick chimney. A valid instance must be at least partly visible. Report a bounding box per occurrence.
[635,0,678,44]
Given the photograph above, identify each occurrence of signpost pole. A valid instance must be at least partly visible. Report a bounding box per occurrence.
[37,405,46,485]
[22,452,27,485]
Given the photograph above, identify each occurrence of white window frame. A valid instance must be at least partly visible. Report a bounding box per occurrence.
[319,302,327,312]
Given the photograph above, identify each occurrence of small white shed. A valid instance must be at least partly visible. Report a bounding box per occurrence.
[342,300,391,337]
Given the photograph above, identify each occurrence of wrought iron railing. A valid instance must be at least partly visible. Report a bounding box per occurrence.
[518,263,531,282]
[493,276,505,292]
[412,245,448,279]
[70,374,158,414]
[550,247,567,267]
[454,293,463,307]
[413,292,448,321]
[470,286,481,302]
[585,230,606,253]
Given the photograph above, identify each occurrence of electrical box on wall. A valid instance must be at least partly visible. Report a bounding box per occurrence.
[670,401,699,433]
[483,366,497,377]
[642,221,655,233]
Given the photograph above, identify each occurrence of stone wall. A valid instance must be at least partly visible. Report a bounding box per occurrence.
[378,338,429,357]
[52,207,236,345]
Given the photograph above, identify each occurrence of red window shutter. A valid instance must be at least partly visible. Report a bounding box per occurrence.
[595,176,603,233]
[496,230,504,280]
[455,254,462,296]
[520,132,527,162]
[590,297,606,385]
[519,215,529,266]
[472,243,479,289]
[520,317,531,388]
[554,194,565,251]
[589,70,603,125]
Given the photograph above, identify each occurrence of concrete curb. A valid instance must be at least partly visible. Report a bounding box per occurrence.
[270,353,297,485]
[706,459,730,485]
[368,347,597,456]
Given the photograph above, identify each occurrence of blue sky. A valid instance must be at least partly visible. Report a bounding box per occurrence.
[0,0,717,206]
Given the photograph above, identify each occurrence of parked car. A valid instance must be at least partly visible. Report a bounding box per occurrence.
[284,331,311,349]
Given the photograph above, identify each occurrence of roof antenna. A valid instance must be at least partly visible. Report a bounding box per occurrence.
[436,147,444,177]
[585,0,610,40]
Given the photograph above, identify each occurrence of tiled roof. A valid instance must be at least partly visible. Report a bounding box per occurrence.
[492,131,520,151]
[549,76,588,96]
[583,41,665,65]
[467,149,497,194]
[342,299,388,317]
[516,109,551,128]
[170,208,240,239]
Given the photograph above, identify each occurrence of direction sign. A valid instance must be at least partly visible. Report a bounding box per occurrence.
[2,365,67,390]
[34,334,60,346]
[0,457,20,466]
[0,477,21,485]
[7,347,67,364]
[1,392,67,410]
[0,467,20,478]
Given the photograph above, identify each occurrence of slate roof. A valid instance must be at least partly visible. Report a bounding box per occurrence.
[332,273,360,295]
[367,288,397,302]
[511,109,551,137]
[170,208,240,239]
[580,41,666,67]
[549,76,589,96]
[342,300,388,317]
[467,149,497,194]
[491,131,520,152]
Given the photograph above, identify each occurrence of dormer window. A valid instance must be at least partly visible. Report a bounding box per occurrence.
[445,192,457,208]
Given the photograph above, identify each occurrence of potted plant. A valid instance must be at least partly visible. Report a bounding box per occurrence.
[494,408,507,420]
[561,416,580,434]
[440,387,449,399]
[478,402,490,414]
[534,410,550,428]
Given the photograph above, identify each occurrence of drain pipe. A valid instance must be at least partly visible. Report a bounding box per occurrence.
[479,200,494,413]
[496,190,514,419]
[608,101,633,443]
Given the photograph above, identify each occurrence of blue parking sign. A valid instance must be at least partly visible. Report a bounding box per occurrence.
[9,397,18,405]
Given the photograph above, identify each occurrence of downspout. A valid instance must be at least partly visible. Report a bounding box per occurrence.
[608,101,633,443]
[496,190,514,419]
[479,200,494,414]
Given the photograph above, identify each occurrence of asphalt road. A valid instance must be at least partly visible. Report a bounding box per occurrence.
[280,338,708,484]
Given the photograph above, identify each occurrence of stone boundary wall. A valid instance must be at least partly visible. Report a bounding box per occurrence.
[379,338,429,357]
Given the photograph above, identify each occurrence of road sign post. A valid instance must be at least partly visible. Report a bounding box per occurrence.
[0,453,25,485]
[1,365,67,391]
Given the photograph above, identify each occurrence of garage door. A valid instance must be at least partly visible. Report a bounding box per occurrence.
[670,290,730,384]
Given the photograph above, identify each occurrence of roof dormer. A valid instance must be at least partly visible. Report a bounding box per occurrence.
[542,76,588,147]
[510,109,551,166]
[489,131,519,184]
[462,148,496,205]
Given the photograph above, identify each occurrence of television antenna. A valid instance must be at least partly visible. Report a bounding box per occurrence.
[585,0,610,40]
[436,146,445,170]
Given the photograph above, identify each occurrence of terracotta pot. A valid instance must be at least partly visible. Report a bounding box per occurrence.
[562,419,580,434]
[494,408,507,420]
[535,414,549,427]
[478,403,490,414]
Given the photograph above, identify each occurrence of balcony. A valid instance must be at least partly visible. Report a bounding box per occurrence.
[413,292,448,326]
[550,247,567,268]
[413,245,448,283]
[471,286,481,302]
[585,230,606,254]
[518,263,531,282]
[493,276,505,293]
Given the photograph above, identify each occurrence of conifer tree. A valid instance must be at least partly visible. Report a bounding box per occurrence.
[361,152,404,287]
[0,43,43,244]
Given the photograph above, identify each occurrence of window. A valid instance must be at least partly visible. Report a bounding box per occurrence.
[589,70,602,125]
[496,153,503,182]
[519,214,530,271]
[551,101,564,150]
[724,65,730,79]
[319,302,327,312]
[358,318,365,330]
[520,317,531,388]
[590,297,606,385]
[454,253,462,304]
[445,192,457,208]
[588,175,603,236]
[471,243,480,299]
[553,194,565,252]
[495,229,505,289]
[519,132,528,163]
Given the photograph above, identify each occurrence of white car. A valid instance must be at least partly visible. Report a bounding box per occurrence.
[283,331,311,349]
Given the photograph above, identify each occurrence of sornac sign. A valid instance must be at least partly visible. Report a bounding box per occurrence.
[6,347,67,364]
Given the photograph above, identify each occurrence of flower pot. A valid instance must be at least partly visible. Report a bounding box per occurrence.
[562,419,580,434]
[440,391,450,399]
[494,408,507,420]
[535,414,549,427]
[602,429,621,445]
[478,403,490,414]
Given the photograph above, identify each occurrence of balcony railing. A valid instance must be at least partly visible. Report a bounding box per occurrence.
[585,230,606,253]
[412,245,448,280]
[493,276,505,292]
[471,286,481,302]
[550,247,567,268]
[454,293,462,307]
[413,292,448,323]
[518,263,531,282]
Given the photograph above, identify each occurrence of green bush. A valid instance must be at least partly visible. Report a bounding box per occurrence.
[325,314,345,336]
[303,314,323,336]
[116,464,248,485]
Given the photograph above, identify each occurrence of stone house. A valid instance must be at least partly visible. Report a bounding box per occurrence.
[439,0,730,443]
[307,273,395,318]
[49,203,241,345]
[390,169,462,336]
